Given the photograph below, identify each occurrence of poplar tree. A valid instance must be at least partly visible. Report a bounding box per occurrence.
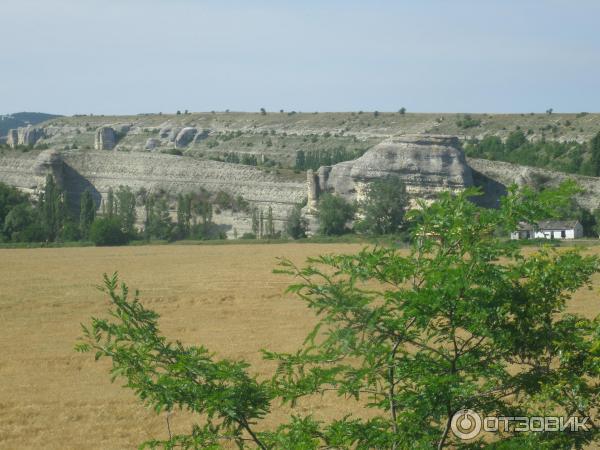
[79,188,96,238]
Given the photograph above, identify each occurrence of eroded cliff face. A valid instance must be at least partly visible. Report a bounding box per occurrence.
[468,158,600,211]
[307,136,474,211]
[0,150,305,238]
[2,134,600,239]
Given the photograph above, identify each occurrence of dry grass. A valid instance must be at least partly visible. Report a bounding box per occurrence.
[0,244,599,449]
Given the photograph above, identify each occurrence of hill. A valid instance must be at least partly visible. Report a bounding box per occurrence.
[20,111,599,175]
[0,112,61,138]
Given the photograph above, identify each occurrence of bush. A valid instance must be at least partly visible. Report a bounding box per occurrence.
[286,205,307,239]
[317,193,354,236]
[355,176,409,235]
[456,114,481,129]
[89,217,128,246]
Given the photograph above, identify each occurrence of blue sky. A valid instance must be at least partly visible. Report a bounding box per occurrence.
[1,0,599,115]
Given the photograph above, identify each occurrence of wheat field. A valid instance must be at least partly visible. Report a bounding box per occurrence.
[0,244,599,449]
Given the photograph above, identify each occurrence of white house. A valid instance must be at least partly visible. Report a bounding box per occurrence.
[510,220,584,240]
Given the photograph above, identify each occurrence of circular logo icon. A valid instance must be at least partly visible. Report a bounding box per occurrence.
[451,409,482,440]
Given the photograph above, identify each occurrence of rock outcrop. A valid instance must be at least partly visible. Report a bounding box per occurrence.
[307,135,473,211]
[33,150,64,187]
[6,127,43,148]
[145,138,160,150]
[468,158,600,211]
[0,150,306,238]
[175,127,197,148]
[94,126,117,150]
[7,129,18,148]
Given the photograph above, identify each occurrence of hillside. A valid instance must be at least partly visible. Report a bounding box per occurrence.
[10,111,594,175]
[0,112,61,138]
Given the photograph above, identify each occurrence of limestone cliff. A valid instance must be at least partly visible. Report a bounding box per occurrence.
[307,136,474,211]
[6,126,44,148]
[0,150,305,238]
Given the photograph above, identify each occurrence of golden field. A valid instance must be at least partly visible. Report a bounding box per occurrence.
[0,243,599,450]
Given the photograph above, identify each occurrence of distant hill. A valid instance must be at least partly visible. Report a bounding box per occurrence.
[0,112,61,138]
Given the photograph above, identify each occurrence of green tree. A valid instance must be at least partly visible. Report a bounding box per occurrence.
[590,131,600,177]
[317,193,354,235]
[251,207,259,237]
[3,203,40,242]
[105,187,115,218]
[356,176,409,235]
[89,217,128,246]
[285,205,307,239]
[265,206,275,238]
[259,209,264,239]
[505,130,527,151]
[192,194,213,239]
[146,194,172,240]
[593,208,600,238]
[40,175,66,241]
[115,186,137,237]
[176,193,193,239]
[79,188,96,238]
[0,181,29,234]
[295,150,306,170]
[78,181,600,449]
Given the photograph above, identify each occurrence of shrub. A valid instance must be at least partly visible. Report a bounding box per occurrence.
[355,176,409,235]
[317,193,354,236]
[89,217,128,246]
[456,114,481,129]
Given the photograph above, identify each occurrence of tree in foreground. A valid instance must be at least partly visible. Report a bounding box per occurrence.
[355,175,409,235]
[77,181,600,449]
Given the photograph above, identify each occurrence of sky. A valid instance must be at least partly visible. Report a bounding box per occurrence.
[1,0,599,115]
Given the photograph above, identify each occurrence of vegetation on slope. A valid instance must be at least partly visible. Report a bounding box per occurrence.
[464,130,600,176]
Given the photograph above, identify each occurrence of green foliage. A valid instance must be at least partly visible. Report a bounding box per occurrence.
[590,131,600,177]
[317,193,355,236]
[79,181,600,449]
[176,193,193,239]
[0,181,30,237]
[355,176,409,235]
[456,114,481,129]
[104,188,115,218]
[264,206,276,239]
[89,217,128,246]
[464,134,589,175]
[294,147,367,171]
[286,205,308,239]
[39,175,68,242]
[79,189,96,239]
[144,194,173,241]
[3,202,42,242]
[114,186,137,237]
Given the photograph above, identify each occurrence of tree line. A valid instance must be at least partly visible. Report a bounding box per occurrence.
[294,146,368,171]
[0,178,251,246]
[464,130,600,176]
